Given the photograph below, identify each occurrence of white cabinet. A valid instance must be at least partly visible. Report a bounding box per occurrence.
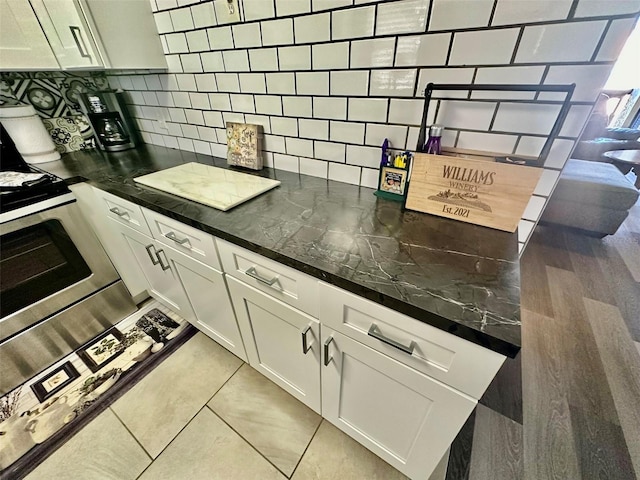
[163,246,247,362]
[321,327,476,480]
[0,0,59,70]
[226,275,321,413]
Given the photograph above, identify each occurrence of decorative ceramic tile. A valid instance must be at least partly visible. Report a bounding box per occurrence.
[42,115,96,153]
[226,122,263,169]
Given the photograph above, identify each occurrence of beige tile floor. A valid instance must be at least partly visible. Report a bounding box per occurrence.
[25,332,412,480]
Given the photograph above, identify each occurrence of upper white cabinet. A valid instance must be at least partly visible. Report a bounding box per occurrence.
[0,0,59,70]
[0,0,166,71]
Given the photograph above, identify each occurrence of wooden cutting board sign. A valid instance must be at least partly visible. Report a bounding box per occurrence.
[405,153,543,232]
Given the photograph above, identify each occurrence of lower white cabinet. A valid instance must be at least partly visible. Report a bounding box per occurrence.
[321,327,477,480]
[163,246,247,362]
[226,275,321,413]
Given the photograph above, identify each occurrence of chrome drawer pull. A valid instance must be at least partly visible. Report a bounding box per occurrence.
[368,324,416,355]
[156,249,171,271]
[165,231,190,245]
[109,207,129,218]
[301,325,312,354]
[323,336,334,366]
[245,266,279,286]
[145,244,160,265]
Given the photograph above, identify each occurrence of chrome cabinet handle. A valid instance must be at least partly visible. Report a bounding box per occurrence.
[323,336,334,366]
[165,231,190,246]
[69,26,91,59]
[109,207,129,218]
[145,244,160,265]
[156,249,171,271]
[301,325,312,354]
[367,324,416,355]
[244,266,279,287]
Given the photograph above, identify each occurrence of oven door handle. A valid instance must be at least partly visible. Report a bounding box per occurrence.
[145,244,160,265]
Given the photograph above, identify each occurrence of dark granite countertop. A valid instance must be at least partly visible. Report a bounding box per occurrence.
[43,145,521,357]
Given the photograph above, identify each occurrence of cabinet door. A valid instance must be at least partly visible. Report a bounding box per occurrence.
[226,276,321,413]
[164,246,247,362]
[110,219,192,320]
[0,0,59,70]
[321,327,477,480]
[31,0,103,68]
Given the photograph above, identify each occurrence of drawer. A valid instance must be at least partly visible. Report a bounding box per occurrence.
[143,208,222,271]
[319,283,505,399]
[217,238,319,317]
[95,188,151,236]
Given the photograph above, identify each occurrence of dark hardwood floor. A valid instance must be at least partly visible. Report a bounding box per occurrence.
[448,197,640,480]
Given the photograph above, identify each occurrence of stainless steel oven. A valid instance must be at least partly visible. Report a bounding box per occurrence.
[0,194,136,395]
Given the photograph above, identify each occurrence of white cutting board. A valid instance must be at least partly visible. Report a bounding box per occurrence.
[133,163,280,211]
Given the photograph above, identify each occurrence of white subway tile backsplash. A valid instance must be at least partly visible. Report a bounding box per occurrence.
[167,122,184,136]
[172,91,191,107]
[170,8,194,31]
[348,98,388,122]
[493,103,561,135]
[244,114,272,133]
[193,140,212,155]
[395,33,450,67]
[266,72,296,94]
[544,139,575,169]
[545,64,613,102]
[223,112,245,124]
[296,72,329,95]
[168,107,187,123]
[312,42,349,69]
[417,68,475,99]
[181,123,199,138]
[299,157,328,178]
[376,0,429,35]
[315,141,346,162]
[328,163,360,185]
[189,92,210,109]
[264,134,287,153]
[215,73,241,92]
[262,18,294,46]
[492,0,572,26]
[154,12,174,34]
[207,27,234,50]
[131,76,148,90]
[406,126,421,151]
[144,75,162,91]
[596,17,637,61]
[351,38,395,68]
[346,145,380,168]
[515,136,545,157]
[333,6,375,40]
[360,168,379,188]
[436,100,497,130]
[516,21,606,63]
[186,30,209,52]
[249,48,279,71]
[142,91,159,105]
[271,116,299,136]
[286,137,314,157]
[255,95,283,115]
[185,109,205,125]
[273,153,300,173]
[283,96,313,117]
[203,110,224,127]
[165,55,184,73]
[211,142,227,157]
[223,50,250,71]
[239,73,267,93]
[164,136,179,149]
[365,124,408,149]
[574,0,640,18]
[243,0,276,21]
[313,97,347,120]
[177,137,195,152]
[475,65,545,85]
[457,131,518,154]
[429,0,493,31]
[370,69,416,97]
[313,0,352,11]
[156,91,175,107]
[191,2,216,28]
[517,220,535,243]
[230,94,256,113]
[159,74,178,90]
[278,45,311,70]
[166,33,189,53]
[201,51,225,71]
[330,121,365,144]
[156,0,177,11]
[149,133,165,146]
[388,99,425,125]
[331,71,369,96]
[294,13,330,44]
[533,168,560,196]
[299,118,329,140]
[276,0,311,16]
[209,93,232,111]
[560,105,592,138]
[232,23,262,48]
[180,54,203,72]
[263,151,275,168]
[449,28,519,65]
[522,195,547,222]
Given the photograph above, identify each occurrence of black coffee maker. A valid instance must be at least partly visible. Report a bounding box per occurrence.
[78,90,138,152]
